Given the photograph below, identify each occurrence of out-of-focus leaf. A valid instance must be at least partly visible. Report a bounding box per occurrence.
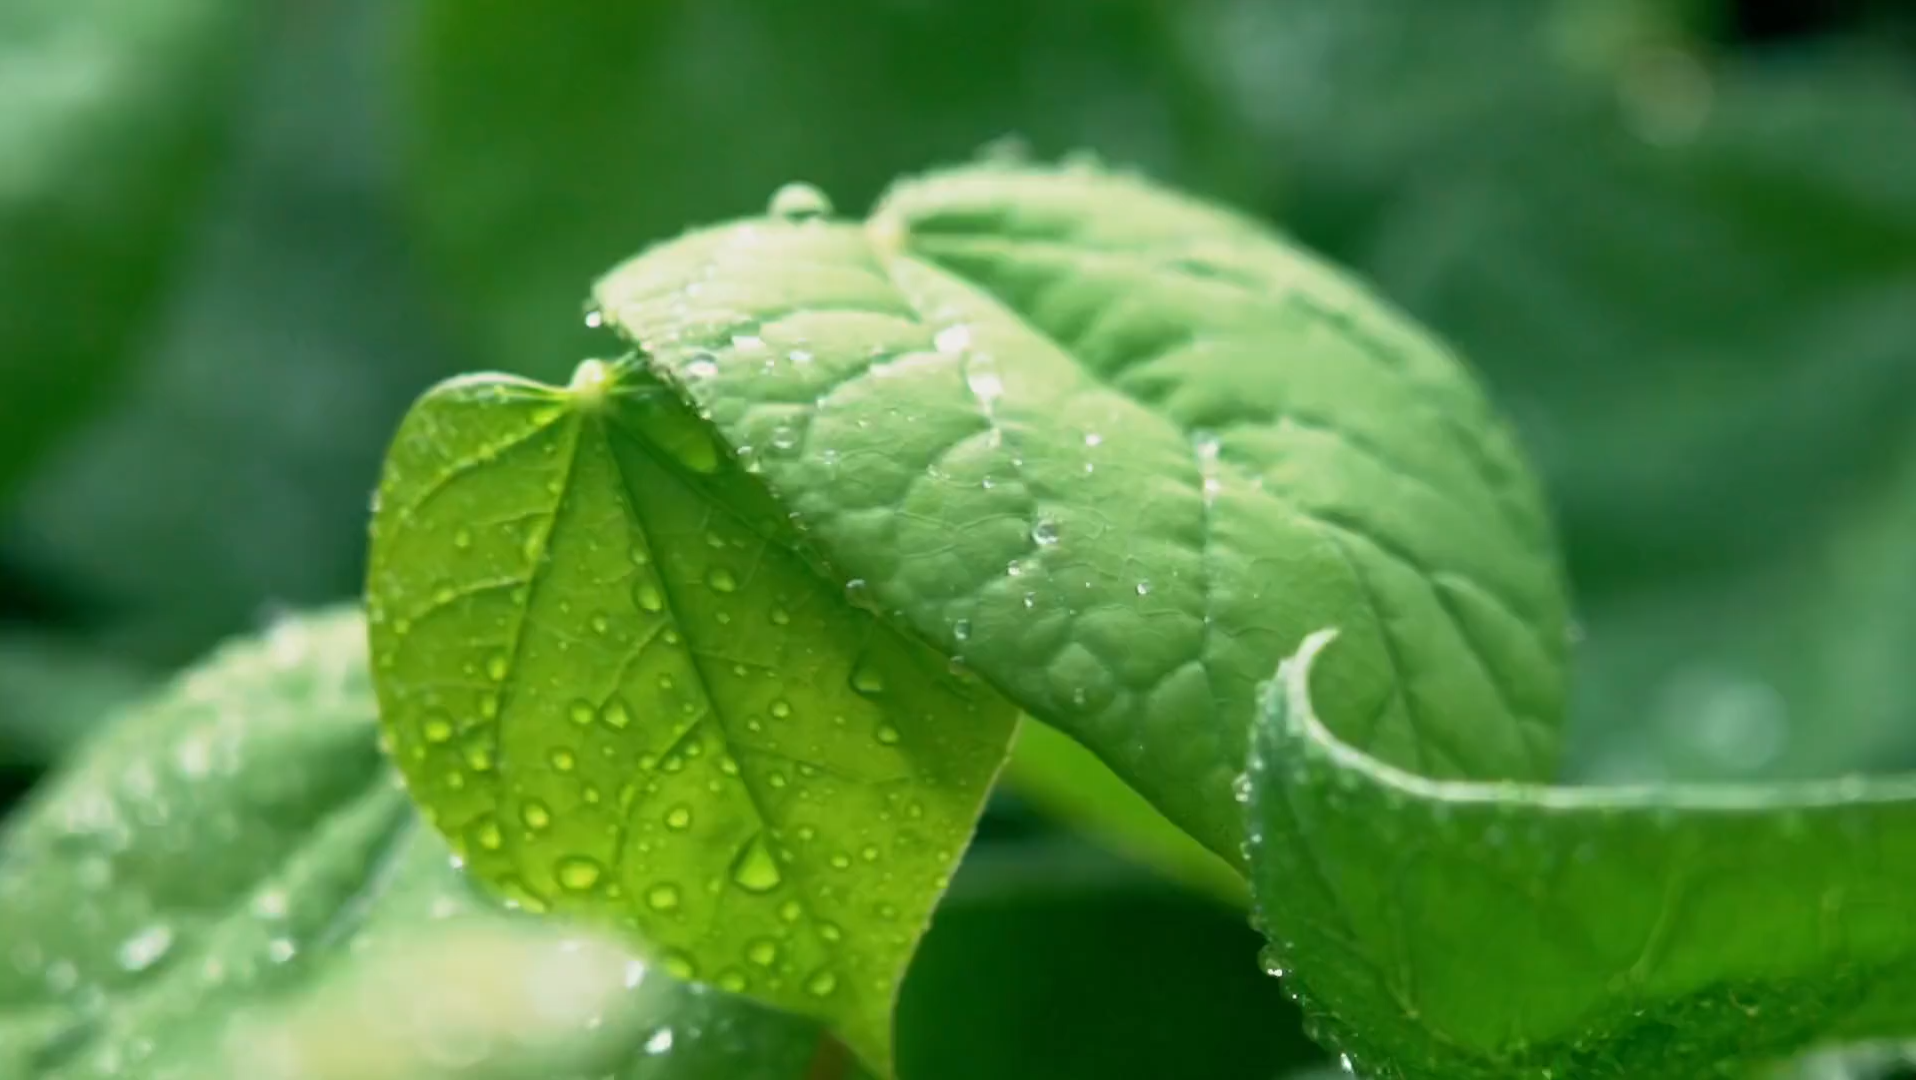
[899,837,1321,1080]
[406,0,1242,384]
[0,633,149,766]
[1001,720,1245,907]
[0,0,251,497]
[0,609,406,1078]
[0,607,825,1079]
[143,829,824,1080]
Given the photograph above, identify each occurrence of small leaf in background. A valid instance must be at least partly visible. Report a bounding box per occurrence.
[1244,631,1916,1079]
[368,364,1016,1071]
[0,0,253,498]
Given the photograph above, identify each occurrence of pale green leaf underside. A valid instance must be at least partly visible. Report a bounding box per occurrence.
[367,367,1016,1070]
[1002,717,1247,907]
[0,609,821,1079]
[589,161,1569,860]
[1246,632,1916,1079]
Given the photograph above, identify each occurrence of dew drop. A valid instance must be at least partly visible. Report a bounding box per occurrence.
[453,529,472,550]
[646,883,682,911]
[473,817,504,851]
[768,181,833,221]
[568,700,595,726]
[601,699,632,729]
[521,801,552,831]
[851,664,886,696]
[875,723,902,746]
[486,655,509,681]
[1135,580,1151,596]
[717,969,748,992]
[805,969,839,997]
[730,835,784,893]
[952,619,971,642]
[934,325,971,354]
[1084,432,1103,447]
[707,567,738,593]
[665,805,693,831]
[779,899,803,923]
[1031,519,1060,546]
[422,713,454,743]
[747,939,780,967]
[117,925,174,973]
[770,607,791,626]
[556,857,603,891]
[683,353,720,381]
[843,578,877,611]
[769,700,793,719]
[634,582,665,613]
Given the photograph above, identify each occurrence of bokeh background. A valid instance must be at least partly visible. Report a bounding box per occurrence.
[2,0,1914,1076]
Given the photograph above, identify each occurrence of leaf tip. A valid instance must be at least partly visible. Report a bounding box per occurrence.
[566,357,618,410]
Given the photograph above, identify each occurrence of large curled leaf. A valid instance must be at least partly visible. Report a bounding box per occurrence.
[369,160,1566,1069]
[1245,632,1916,1079]
[0,609,826,1079]
[0,0,251,495]
[591,162,1568,850]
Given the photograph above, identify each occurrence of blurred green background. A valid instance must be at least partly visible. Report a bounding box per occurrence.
[1,0,1912,1076]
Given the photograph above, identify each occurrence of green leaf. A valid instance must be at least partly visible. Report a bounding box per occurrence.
[591,161,1568,854]
[366,364,1018,1071]
[0,608,409,1077]
[404,0,1246,384]
[370,160,1566,1069]
[0,0,251,496]
[0,607,827,1079]
[1244,632,1916,1079]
